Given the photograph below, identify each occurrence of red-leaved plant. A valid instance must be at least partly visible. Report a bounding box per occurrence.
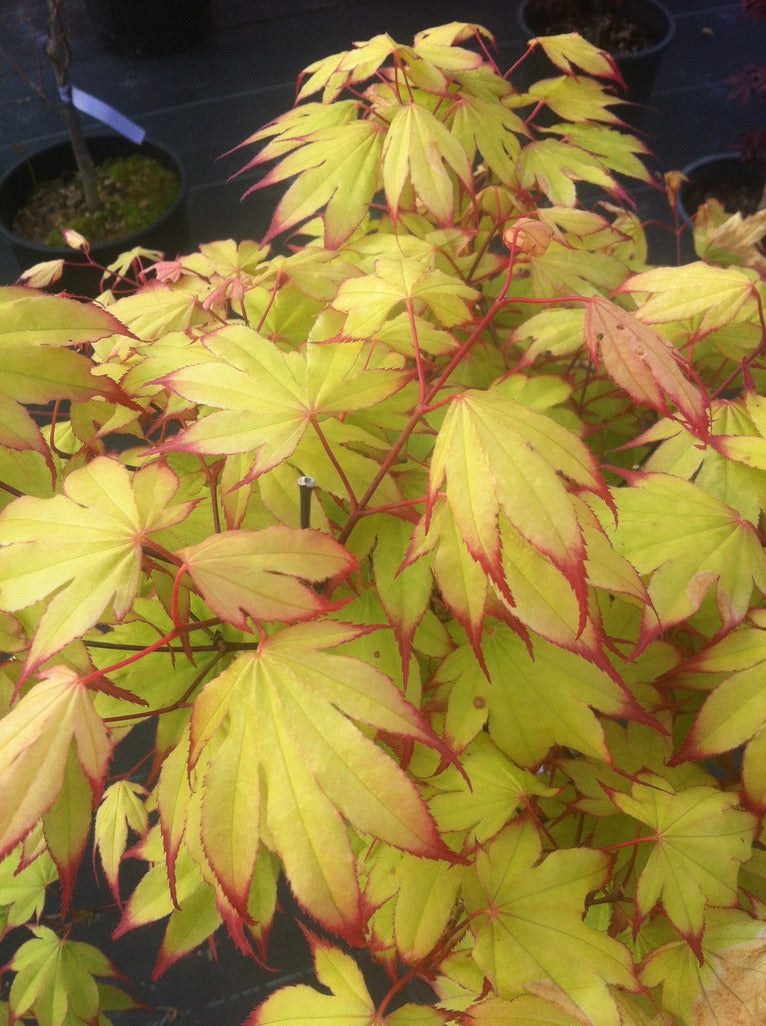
[1,21,766,1026]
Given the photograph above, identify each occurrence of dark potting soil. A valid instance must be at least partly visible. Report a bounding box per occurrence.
[12,154,179,248]
[529,1,655,54]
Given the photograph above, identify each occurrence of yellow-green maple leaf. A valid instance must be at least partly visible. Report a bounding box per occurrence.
[427,388,610,641]
[532,32,620,81]
[435,623,639,766]
[248,932,448,1026]
[464,818,637,1026]
[0,457,194,675]
[156,326,410,475]
[407,498,488,653]
[607,777,756,953]
[0,847,57,938]
[113,833,222,978]
[94,781,149,902]
[466,994,597,1025]
[372,516,433,678]
[333,256,477,338]
[179,525,357,628]
[617,262,757,337]
[0,287,128,471]
[8,926,121,1026]
[640,910,766,1025]
[546,122,652,184]
[449,90,526,183]
[527,75,622,124]
[186,621,451,941]
[0,666,110,862]
[260,120,384,246]
[671,611,766,809]
[381,103,473,224]
[608,472,766,649]
[362,845,461,964]
[519,138,623,207]
[42,743,94,916]
[428,732,559,844]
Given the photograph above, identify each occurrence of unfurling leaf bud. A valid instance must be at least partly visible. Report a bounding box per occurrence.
[503,218,553,256]
[18,259,65,288]
[62,228,90,252]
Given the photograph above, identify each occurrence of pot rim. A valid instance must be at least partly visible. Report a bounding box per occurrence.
[678,151,766,222]
[517,0,676,61]
[0,132,187,258]
[681,151,766,178]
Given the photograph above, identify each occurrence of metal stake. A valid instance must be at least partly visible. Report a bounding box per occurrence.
[298,476,316,529]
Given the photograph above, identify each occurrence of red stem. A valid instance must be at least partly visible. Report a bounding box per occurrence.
[602,832,658,853]
[311,416,358,507]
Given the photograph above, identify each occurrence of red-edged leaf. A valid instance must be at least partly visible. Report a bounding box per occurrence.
[606,778,756,955]
[94,781,149,903]
[178,526,357,629]
[0,458,195,677]
[584,295,710,439]
[381,103,473,224]
[533,33,621,83]
[615,262,756,337]
[608,472,766,650]
[42,743,94,917]
[427,388,610,634]
[187,621,451,939]
[465,818,637,1026]
[0,665,111,861]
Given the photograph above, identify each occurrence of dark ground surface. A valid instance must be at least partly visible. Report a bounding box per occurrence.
[0,1,765,1023]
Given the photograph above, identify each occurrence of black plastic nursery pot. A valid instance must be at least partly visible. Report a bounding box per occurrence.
[84,0,211,57]
[0,134,188,297]
[517,0,675,111]
[678,152,766,222]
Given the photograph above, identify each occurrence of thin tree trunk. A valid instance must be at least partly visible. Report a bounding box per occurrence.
[44,0,100,212]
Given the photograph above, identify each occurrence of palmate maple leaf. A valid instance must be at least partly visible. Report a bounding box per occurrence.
[531,32,622,82]
[249,930,449,1026]
[0,288,130,475]
[641,909,766,1026]
[616,261,757,338]
[434,622,643,766]
[0,457,196,678]
[333,256,477,338]
[464,818,638,1026]
[606,776,757,957]
[255,119,384,247]
[153,325,411,478]
[424,387,612,656]
[0,666,111,907]
[361,844,462,965]
[178,526,358,628]
[180,621,454,943]
[8,925,125,1026]
[381,102,474,225]
[669,610,766,810]
[584,296,710,440]
[608,471,766,651]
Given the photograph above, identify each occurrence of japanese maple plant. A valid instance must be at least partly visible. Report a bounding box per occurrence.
[2,21,766,1026]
